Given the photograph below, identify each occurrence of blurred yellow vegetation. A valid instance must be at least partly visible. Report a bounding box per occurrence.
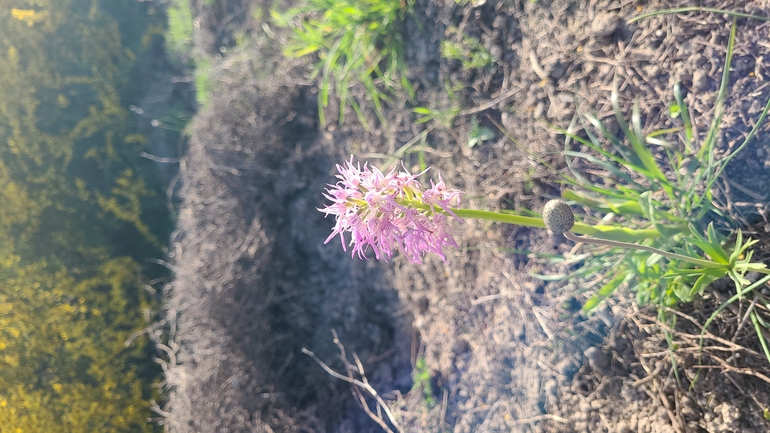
[0,246,156,431]
[10,8,49,27]
[0,0,167,431]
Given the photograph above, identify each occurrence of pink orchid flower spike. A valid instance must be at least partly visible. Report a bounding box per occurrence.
[319,156,464,264]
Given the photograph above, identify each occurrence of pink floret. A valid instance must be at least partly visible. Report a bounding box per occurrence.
[319,156,463,264]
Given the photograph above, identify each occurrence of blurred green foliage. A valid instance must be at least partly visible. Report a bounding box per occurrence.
[165,0,213,107]
[166,0,194,58]
[194,55,213,107]
[440,31,493,71]
[273,0,415,127]
[0,0,169,430]
[411,357,436,408]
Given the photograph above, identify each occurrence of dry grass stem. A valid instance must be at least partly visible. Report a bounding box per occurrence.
[302,330,403,433]
[512,414,568,425]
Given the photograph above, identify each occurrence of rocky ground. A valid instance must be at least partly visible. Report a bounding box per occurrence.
[158,0,770,432]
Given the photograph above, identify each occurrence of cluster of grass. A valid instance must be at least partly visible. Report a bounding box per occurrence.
[412,357,437,408]
[165,0,194,58]
[164,0,215,107]
[440,32,493,71]
[272,0,415,128]
[193,55,213,106]
[269,0,493,133]
[541,19,770,364]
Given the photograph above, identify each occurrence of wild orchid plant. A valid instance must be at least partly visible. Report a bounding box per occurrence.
[320,157,770,313]
[319,156,673,263]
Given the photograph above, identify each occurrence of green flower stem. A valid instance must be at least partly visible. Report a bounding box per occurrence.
[408,202,767,271]
[450,208,669,243]
[400,200,683,242]
[450,208,546,227]
[403,200,684,243]
[563,232,721,269]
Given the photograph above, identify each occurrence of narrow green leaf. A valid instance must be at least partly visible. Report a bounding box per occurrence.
[562,189,643,215]
[529,273,568,281]
[645,136,675,149]
[582,271,629,313]
[348,96,370,131]
[584,112,621,146]
[671,277,693,302]
[562,150,641,187]
[707,223,729,263]
[293,45,321,57]
[690,21,736,206]
[637,191,655,221]
[728,269,751,288]
[751,311,770,365]
[630,98,669,184]
[673,82,693,151]
[689,272,721,297]
[686,224,729,265]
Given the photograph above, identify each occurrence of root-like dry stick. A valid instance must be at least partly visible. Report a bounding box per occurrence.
[302,330,403,433]
[477,400,501,432]
[512,414,568,425]
[630,363,664,387]
[440,388,448,431]
[732,296,759,342]
[651,309,763,358]
[694,353,770,385]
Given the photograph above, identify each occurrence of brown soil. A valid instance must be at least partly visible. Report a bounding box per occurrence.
[159,0,770,432]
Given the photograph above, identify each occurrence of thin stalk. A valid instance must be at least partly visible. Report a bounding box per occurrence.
[450,208,544,228]
[630,7,770,23]
[396,200,687,242]
[448,208,674,241]
[750,310,770,365]
[564,232,723,269]
[688,21,736,205]
[701,274,770,346]
[701,94,770,201]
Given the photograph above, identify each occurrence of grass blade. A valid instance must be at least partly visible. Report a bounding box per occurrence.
[583,271,630,312]
[673,83,694,152]
[700,274,770,354]
[685,225,729,265]
[705,94,770,196]
[690,20,736,206]
[751,310,770,365]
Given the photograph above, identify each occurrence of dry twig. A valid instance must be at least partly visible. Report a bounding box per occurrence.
[302,330,403,433]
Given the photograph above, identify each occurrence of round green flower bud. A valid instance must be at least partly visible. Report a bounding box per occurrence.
[543,199,574,234]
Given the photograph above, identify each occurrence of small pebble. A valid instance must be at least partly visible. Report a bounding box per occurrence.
[490,45,502,62]
[544,379,558,396]
[579,401,592,413]
[585,346,610,371]
[692,70,708,92]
